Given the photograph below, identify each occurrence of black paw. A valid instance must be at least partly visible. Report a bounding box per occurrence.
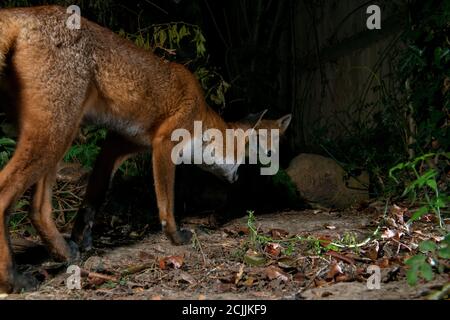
[70,206,95,252]
[70,229,93,253]
[80,231,93,253]
[10,271,39,294]
[67,240,81,263]
[167,229,193,246]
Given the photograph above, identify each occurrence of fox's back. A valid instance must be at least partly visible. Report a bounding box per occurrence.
[0,5,204,137]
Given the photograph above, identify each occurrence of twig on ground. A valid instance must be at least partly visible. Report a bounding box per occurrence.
[192,230,208,266]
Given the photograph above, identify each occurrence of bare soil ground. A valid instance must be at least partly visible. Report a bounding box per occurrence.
[4,205,449,300]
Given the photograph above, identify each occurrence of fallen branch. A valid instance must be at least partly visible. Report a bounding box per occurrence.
[80,269,118,282]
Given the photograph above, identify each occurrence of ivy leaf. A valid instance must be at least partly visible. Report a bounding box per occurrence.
[405,254,426,266]
[406,267,419,286]
[443,233,450,245]
[419,263,434,282]
[419,240,437,253]
[438,246,450,259]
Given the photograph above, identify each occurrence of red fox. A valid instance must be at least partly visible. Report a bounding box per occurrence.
[0,5,291,293]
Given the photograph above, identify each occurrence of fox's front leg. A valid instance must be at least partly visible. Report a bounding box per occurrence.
[152,137,192,245]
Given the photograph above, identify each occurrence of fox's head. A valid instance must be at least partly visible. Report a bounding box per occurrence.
[172,110,292,183]
[245,110,292,158]
[209,110,292,183]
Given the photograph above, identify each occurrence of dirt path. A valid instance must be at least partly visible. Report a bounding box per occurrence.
[4,208,448,300]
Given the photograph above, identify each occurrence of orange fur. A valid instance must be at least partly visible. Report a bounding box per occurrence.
[0,6,291,293]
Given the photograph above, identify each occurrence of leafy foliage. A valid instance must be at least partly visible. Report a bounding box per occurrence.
[0,137,16,168]
[64,127,106,169]
[120,22,230,110]
[399,0,450,155]
[389,153,449,286]
[310,1,450,198]
[405,235,450,286]
[389,153,450,228]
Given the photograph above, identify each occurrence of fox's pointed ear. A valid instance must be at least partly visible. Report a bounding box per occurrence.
[277,114,292,132]
[243,109,268,129]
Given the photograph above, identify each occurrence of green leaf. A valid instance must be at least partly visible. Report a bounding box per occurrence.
[426,179,437,191]
[417,170,438,188]
[419,240,437,253]
[14,199,29,210]
[179,25,187,38]
[406,267,419,286]
[419,263,434,281]
[0,137,16,146]
[409,206,429,223]
[443,233,450,245]
[438,246,450,259]
[405,254,427,266]
[435,196,447,209]
[412,153,436,165]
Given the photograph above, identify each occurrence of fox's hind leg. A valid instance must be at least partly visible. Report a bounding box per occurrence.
[0,94,86,293]
[0,129,81,293]
[28,168,79,263]
[71,132,143,251]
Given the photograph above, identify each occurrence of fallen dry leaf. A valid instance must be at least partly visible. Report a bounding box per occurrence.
[366,241,380,261]
[244,276,255,287]
[326,263,343,281]
[326,251,355,265]
[179,272,196,285]
[314,278,328,288]
[335,274,352,283]
[377,257,390,269]
[138,251,154,261]
[270,229,289,239]
[293,272,306,283]
[277,257,296,270]
[235,264,245,285]
[318,235,333,248]
[381,228,397,240]
[321,291,333,298]
[87,277,106,287]
[244,250,266,267]
[265,266,289,282]
[391,204,407,225]
[237,226,250,235]
[159,255,184,270]
[216,282,234,293]
[265,243,282,257]
[421,214,437,223]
